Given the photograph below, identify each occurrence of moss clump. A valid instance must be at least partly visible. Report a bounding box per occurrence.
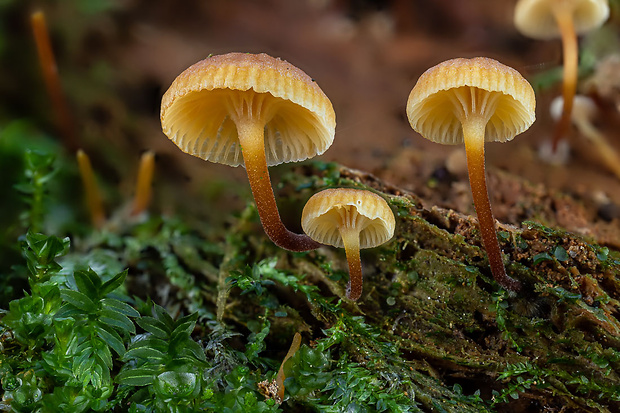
[1,151,619,411]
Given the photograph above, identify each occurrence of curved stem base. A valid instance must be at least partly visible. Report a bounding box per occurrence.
[237,120,320,252]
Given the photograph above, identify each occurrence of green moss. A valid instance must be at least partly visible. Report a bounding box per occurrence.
[2,155,620,411]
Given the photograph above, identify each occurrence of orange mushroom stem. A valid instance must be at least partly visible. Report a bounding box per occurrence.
[31,10,78,153]
[550,4,578,152]
[340,225,364,301]
[131,150,155,216]
[76,149,105,229]
[462,116,522,292]
[236,119,320,252]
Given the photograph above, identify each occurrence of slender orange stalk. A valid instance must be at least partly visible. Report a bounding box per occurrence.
[275,332,302,403]
[131,151,155,216]
[237,119,320,252]
[31,10,78,153]
[550,5,578,152]
[77,149,105,228]
[340,226,363,301]
[463,119,521,292]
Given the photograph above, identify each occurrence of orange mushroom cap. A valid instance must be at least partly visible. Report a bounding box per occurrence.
[161,52,336,167]
[406,57,536,145]
[301,188,395,249]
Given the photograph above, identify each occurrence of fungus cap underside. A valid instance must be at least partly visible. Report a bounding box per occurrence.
[161,52,336,167]
[301,188,395,249]
[514,0,609,39]
[406,57,536,145]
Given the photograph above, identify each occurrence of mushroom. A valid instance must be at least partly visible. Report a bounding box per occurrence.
[406,57,536,292]
[161,53,336,252]
[514,0,609,151]
[301,188,395,301]
[551,94,620,180]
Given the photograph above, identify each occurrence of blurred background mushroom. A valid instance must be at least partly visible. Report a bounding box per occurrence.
[514,0,610,153]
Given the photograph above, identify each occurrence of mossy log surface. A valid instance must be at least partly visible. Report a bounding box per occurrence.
[7,161,615,412]
[222,162,619,412]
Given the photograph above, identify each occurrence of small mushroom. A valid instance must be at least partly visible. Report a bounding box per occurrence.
[407,57,536,292]
[301,188,395,301]
[551,94,620,180]
[161,53,336,252]
[514,0,609,151]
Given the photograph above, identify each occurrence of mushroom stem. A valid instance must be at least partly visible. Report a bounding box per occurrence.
[551,5,578,152]
[131,150,155,216]
[462,118,521,292]
[275,332,302,403]
[237,120,320,252]
[31,11,78,153]
[76,149,105,229]
[574,118,620,180]
[339,225,363,300]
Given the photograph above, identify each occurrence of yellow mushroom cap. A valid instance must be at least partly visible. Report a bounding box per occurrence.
[301,188,395,249]
[514,0,609,40]
[160,52,336,167]
[406,57,536,145]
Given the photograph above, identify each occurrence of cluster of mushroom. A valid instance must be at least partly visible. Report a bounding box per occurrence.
[160,52,396,301]
[160,52,538,298]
